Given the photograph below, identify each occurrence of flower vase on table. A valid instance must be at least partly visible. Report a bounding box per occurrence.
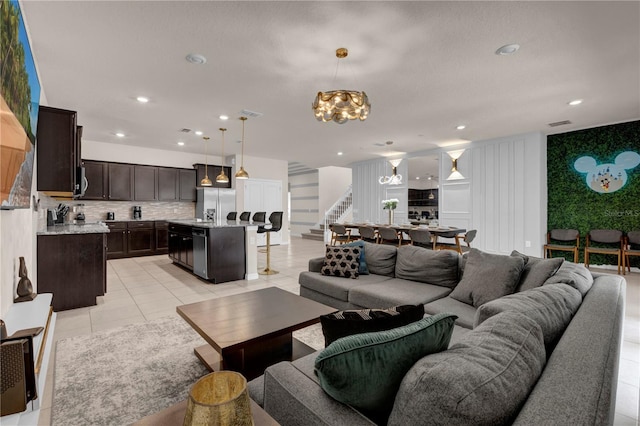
[382,198,399,225]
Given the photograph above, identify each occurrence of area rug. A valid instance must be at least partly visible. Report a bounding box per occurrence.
[52,316,324,425]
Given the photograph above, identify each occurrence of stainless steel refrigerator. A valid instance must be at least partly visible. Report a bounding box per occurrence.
[196,188,236,223]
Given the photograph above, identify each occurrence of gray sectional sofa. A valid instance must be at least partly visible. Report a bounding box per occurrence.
[248,243,626,425]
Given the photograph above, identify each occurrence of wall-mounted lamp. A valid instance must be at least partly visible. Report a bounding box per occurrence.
[446,149,465,180]
[379,159,403,185]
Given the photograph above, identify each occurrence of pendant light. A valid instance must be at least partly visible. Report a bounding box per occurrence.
[200,136,213,186]
[215,127,229,184]
[235,116,249,180]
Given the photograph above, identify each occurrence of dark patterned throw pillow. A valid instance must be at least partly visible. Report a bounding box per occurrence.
[321,246,361,279]
[320,304,425,346]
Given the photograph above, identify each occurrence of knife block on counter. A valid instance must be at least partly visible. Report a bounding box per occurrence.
[46,210,65,226]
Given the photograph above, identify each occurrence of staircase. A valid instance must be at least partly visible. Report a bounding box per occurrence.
[301,185,353,243]
[301,224,325,241]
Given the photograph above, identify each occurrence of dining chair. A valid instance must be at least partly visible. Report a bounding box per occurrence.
[408,228,434,249]
[435,230,463,253]
[226,212,237,221]
[584,229,623,274]
[378,227,406,247]
[623,231,640,275]
[454,229,477,253]
[358,226,378,244]
[239,211,251,221]
[330,224,356,245]
[544,229,580,263]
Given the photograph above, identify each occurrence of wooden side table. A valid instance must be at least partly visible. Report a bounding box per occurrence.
[134,399,278,425]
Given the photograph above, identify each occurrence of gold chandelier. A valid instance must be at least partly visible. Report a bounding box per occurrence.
[312,48,370,124]
[215,127,229,184]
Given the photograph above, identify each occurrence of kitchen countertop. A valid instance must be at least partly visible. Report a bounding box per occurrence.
[37,222,110,235]
[168,219,260,229]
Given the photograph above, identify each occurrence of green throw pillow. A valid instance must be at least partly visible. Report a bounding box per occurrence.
[314,313,457,423]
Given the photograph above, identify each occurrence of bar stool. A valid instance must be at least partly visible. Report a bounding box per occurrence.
[239,211,251,221]
[226,212,237,221]
[258,211,283,275]
[252,212,266,223]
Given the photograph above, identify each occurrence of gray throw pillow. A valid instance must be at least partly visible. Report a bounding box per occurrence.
[363,242,397,277]
[449,249,525,307]
[395,245,460,288]
[388,311,546,426]
[474,283,582,353]
[511,250,564,292]
[543,261,594,297]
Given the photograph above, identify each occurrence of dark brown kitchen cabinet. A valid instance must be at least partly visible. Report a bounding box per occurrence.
[194,163,232,188]
[158,168,179,201]
[108,163,134,200]
[168,224,193,269]
[155,221,169,253]
[106,222,128,259]
[134,165,158,201]
[37,232,106,311]
[81,160,108,200]
[127,221,155,256]
[36,106,83,197]
[179,169,197,201]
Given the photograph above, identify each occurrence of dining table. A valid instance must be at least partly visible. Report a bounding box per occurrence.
[342,222,466,250]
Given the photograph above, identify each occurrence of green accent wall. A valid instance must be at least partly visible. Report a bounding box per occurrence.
[547,120,640,267]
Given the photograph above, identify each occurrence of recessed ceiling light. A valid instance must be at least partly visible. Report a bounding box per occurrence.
[115,132,125,138]
[185,53,207,64]
[136,96,149,103]
[337,152,343,156]
[495,44,520,56]
[416,176,420,180]
[194,130,203,136]
[456,125,466,130]
[568,99,583,106]
[177,141,185,146]
[219,115,229,120]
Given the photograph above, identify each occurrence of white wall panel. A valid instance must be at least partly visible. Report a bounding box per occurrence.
[352,159,408,224]
[463,132,546,255]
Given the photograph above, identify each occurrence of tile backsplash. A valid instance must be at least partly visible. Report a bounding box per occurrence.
[38,195,195,227]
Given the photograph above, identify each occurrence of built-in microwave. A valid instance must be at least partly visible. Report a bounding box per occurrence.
[74,166,87,197]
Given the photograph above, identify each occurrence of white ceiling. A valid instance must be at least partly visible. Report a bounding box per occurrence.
[21,1,640,170]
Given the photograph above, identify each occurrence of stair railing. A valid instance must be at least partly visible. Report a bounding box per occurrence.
[323,185,353,243]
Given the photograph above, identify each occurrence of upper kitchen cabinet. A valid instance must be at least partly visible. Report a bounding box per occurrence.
[194,163,232,189]
[81,160,108,200]
[158,167,179,201]
[36,106,84,197]
[108,163,134,200]
[179,169,197,201]
[134,165,157,201]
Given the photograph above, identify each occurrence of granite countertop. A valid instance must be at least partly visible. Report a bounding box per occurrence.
[168,219,259,229]
[37,222,110,235]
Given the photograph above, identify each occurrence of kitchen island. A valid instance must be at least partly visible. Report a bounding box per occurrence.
[167,220,259,283]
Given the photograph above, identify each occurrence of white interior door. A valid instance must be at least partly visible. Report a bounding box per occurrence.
[244,179,283,246]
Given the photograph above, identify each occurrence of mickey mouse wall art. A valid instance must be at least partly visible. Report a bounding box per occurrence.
[574,151,640,194]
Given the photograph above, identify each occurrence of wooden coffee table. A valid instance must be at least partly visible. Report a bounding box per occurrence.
[177,287,335,380]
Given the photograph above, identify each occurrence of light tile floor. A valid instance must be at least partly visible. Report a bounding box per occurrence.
[38,237,640,425]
